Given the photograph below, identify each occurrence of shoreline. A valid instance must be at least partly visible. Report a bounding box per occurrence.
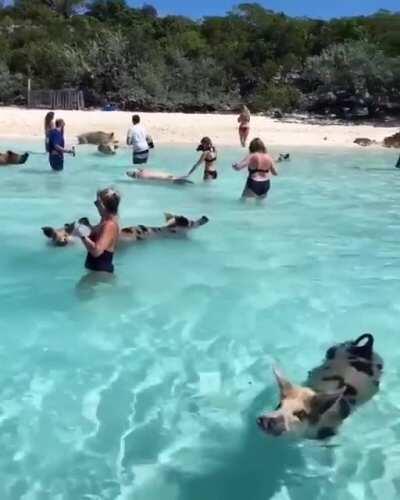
[0,107,398,148]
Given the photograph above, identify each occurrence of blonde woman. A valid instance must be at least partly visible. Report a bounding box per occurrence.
[237,105,251,147]
[78,188,120,274]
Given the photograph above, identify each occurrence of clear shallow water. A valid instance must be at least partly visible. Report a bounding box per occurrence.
[0,140,400,500]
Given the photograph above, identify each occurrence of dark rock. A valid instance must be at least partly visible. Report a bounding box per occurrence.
[354,138,374,147]
[383,132,400,148]
[272,109,283,119]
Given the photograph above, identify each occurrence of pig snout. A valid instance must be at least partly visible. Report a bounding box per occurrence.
[257,414,286,436]
[56,239,68,247]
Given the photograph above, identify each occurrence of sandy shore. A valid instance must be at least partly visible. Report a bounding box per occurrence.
[0,107,397,148]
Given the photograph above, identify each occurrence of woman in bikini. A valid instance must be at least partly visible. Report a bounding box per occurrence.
[233,138,277,200]
[238,105,251,147]
[186,137,218,181]
[78,188,120,274]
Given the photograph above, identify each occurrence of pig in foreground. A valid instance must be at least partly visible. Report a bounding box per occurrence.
[257,334,383,440]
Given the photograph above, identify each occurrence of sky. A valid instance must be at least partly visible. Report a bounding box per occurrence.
[130,1,399,20]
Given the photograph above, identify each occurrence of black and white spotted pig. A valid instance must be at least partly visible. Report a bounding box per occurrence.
[42,214,209,247]
[257,334,383,440]
[120,213,209,242]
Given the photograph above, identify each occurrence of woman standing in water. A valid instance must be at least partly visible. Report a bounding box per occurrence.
[233,138,277,200]
[78,188,120,274]
[44,111,55,152]
[186,137,218,181]
[237,105,251,147]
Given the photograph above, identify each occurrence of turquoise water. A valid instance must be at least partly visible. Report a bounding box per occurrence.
[0,140,400,500]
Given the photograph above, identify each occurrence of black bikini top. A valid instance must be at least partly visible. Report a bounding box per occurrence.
[248,167,269,175]
[205,155,217,164]
[204,147,217,164]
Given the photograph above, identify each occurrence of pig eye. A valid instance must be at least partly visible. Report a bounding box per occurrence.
[294,410,307,421]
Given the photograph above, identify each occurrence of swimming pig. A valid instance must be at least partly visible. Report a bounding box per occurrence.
[120,213,209,242]
[97,143,118,155]
[42,214,209,246]
[257,334,383,440]
[0,150,29,166]
[127,169,193,184]
[77,131,116,145]
[276,153,290,162]
[42,218,91,246]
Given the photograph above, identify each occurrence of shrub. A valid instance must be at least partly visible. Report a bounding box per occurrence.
[0,60,24,102]
[251,83,302,112]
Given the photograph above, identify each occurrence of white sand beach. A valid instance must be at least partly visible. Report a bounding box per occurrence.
[0,107,397,147]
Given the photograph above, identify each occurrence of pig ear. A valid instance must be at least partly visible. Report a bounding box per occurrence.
[164,213,177,226]
[273,366,294,397]
[164,212,174,221]
[42,227,55,238]
[311,390,343,416]
[64,222,75,234]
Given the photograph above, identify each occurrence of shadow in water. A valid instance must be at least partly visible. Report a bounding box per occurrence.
[350,166,398,172]
[20,168,54,175]
[75,271,117,301]
[170,388,306,500]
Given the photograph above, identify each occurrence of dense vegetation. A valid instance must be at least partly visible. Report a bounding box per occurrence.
[0,1,400,118]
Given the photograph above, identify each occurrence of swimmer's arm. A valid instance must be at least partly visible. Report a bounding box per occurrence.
[270,163,278,176]
[126,129,132,146]
[81,223,116,257]
[233,156,250,170]
[186,153,205,176]
[54,144,74,155]
[146,134,154,149]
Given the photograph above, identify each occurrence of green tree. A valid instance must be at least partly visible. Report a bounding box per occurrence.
[0,60,24,102]
[14,0,87,18]
[86,0,129,22]
[302,40,400,115]
[0,1,399,113]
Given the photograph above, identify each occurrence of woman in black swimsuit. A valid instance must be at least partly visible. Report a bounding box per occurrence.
[79,188,120,274]
[186,137,218,181]
[233,138,278,199]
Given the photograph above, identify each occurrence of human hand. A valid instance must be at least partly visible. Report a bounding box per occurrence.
[76,223,91,239]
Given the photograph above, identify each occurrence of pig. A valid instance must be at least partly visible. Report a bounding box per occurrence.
[77,131,116,145]
[257,334,383,440]
[0,150,29,166]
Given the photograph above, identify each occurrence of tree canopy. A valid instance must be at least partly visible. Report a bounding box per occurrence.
[0,1,399,117]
